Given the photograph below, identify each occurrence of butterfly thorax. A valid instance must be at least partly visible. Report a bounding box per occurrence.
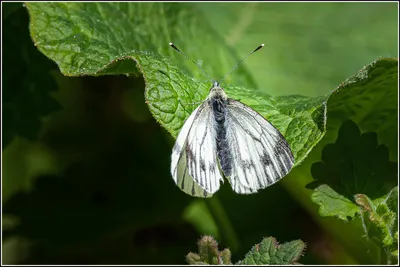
[208,81,232,177]
[208,81,228,101]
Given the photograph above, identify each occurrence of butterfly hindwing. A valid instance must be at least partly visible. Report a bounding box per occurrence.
[174,146,213,198]
[224,99,294,194]
[171,102,223,197]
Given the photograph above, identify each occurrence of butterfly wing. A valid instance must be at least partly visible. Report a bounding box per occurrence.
[224,99,294,194]
[171,102,223,197]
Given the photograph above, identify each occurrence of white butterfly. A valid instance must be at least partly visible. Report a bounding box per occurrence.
[169,44,294,198]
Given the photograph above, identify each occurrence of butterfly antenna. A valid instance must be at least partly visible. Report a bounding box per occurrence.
[169,42,213,82]
[220,43,265,83]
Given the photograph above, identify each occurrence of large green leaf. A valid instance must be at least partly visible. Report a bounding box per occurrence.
[26,2,328,166]
[326,59,398,159]
[26,2,257,86]
[25,3,397,168]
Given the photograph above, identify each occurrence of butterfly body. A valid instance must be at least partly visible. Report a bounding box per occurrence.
[171,81,294,198]
[209,81,233,177]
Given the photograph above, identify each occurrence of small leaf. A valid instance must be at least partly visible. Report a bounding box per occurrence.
[186,252,203,265]
[220,248,232,265]
[198,235,219,264]
[239,237,306,265]
[312,184,359,221]
[187,235,226,265]
[355,187,398,256]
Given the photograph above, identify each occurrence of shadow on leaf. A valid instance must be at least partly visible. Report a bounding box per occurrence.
[307,119,397,199]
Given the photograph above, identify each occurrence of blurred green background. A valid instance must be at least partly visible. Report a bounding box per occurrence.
[2,2,398,265]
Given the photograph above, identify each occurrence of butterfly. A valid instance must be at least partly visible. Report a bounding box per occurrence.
[169,43,294,197]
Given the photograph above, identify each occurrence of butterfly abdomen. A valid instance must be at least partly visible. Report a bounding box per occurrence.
[210,94,232,177]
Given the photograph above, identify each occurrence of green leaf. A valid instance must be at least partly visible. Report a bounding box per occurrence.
[311,184,360,221]
[186,252,203,265]
[355,187,398,257]
[326,58,398,161]
[220,248,232,265]
[21,5,398,178]
[24,2,396,173]
[25,2,257,86]
[25,2,329,166]
[239,237,306,265]
[307,120,397,221]
[198,235,220,264]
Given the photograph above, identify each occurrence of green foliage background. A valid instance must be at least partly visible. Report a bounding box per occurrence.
[2,2,398,265]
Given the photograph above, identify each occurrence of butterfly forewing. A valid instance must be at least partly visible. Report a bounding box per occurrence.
[224,99,294,194]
